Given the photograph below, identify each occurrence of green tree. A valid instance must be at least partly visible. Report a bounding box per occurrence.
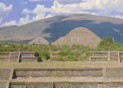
[97,37,114,50]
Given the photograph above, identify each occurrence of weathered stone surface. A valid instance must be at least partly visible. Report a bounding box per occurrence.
[53,27,101,47]
[0,82,7,88]
[14,68,103,79]
[29,37,49,45]
[0,68,11,80]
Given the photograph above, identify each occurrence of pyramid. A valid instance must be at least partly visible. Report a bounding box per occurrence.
[52,27,101,47]
[29,37,49,45]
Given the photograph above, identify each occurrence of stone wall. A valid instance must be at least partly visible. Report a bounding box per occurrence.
[20,57,38,62]
[9,82,123,88]
[0,82,7,88]
[90,51,123,62]
[13,68,103,78]
[10,82,53,88]
[1,67,123,88]
[0,68,11,80]
[106,67,123,79]
[0,52,9,62]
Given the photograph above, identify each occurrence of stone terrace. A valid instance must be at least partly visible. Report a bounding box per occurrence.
[0,62,123,88]
[1,51,123,87]
[0,52,39,63]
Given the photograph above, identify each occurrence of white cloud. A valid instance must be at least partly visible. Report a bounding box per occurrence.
[1,15,33,26]
[22,8,31,14]
[33,14,45,21]
[1,0,123,27]
[45,14,53,18]
[0,20,17,27]
[0,2,13,25]
[0,2,12,12]
[31,4,52,21]
[21,0,123,23]
[49,0,123,17]
[19,15,32,25]
[33,5,49,14]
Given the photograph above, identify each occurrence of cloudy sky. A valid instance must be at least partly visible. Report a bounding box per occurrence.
[0,0,123,27]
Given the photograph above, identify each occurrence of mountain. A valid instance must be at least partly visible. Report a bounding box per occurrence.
[0,14,123,44]
[53,27,101,47]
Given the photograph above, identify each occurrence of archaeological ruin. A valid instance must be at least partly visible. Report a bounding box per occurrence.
[1,51,123,88]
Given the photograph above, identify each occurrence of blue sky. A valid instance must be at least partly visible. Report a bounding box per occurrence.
[0,0,123,26]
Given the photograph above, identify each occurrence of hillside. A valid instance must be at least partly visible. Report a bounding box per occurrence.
[0,14,123,43]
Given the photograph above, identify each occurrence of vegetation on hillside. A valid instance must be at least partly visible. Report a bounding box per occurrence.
[0,37,123,61]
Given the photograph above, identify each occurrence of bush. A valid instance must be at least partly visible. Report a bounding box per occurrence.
[97,37,114,50]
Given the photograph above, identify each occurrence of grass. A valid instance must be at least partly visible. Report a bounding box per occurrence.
[11,77,123,83]
[1,61,123,68]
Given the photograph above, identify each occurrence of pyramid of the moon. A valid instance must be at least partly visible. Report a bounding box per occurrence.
[29,37,49,45]
[52,27,101,47]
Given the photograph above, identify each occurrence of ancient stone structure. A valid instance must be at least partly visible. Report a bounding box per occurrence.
[0,67,123,88]
[28,37,49,45]
[52,27,101,47]
[90,51,123,62]
[0,52,39,63]
[1,51,123,87]
[20,52,39,62]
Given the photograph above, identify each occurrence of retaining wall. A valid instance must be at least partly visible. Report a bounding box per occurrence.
[9,82,123,88]
[13,68,103,78]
